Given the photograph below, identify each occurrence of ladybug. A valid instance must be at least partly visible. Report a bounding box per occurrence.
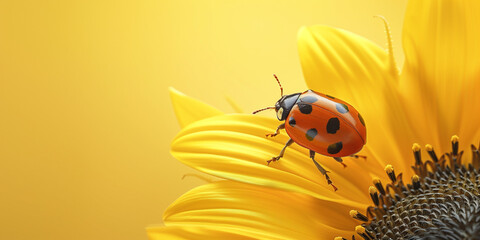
[253,75,366,191]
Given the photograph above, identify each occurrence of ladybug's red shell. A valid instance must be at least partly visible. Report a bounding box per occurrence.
[284,90,366,157]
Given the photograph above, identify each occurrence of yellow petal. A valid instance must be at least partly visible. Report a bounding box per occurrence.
[298,25,397,104]
[298,25,413,174]
[148,181,357,240]
[401,1,480,154]
[169,87,223,128]
[172,113,374,206]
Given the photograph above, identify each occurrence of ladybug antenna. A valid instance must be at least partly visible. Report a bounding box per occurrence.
[273,74,283,96]
[252,106,275,114]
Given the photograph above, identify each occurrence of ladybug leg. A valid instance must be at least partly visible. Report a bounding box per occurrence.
[267,138,293,165]
[266,123,285,138]
[333,157,347,168]
[349,154,367,160]
[310,150,338,191]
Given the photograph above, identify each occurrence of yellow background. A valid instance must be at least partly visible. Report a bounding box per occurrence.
[0,1,406,239]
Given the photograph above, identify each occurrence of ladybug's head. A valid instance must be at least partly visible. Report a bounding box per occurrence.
[274,93,301,121]
[253,74,299,121]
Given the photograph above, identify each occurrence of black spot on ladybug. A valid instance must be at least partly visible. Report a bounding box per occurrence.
[300,96,318,103]
[326,117,340,134]
[327,142,343,154]
[326,94,335,99]
[335,103,349,114]
[289,116,296,127]
[298,103,312,114]
[358,113,365,126]
[305,128,317,141]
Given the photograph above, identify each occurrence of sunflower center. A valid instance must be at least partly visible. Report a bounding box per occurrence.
[343,136,480,240]
[367,168,480,239]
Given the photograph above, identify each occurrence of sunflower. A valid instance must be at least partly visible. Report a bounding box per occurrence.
[148,0,480,239]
